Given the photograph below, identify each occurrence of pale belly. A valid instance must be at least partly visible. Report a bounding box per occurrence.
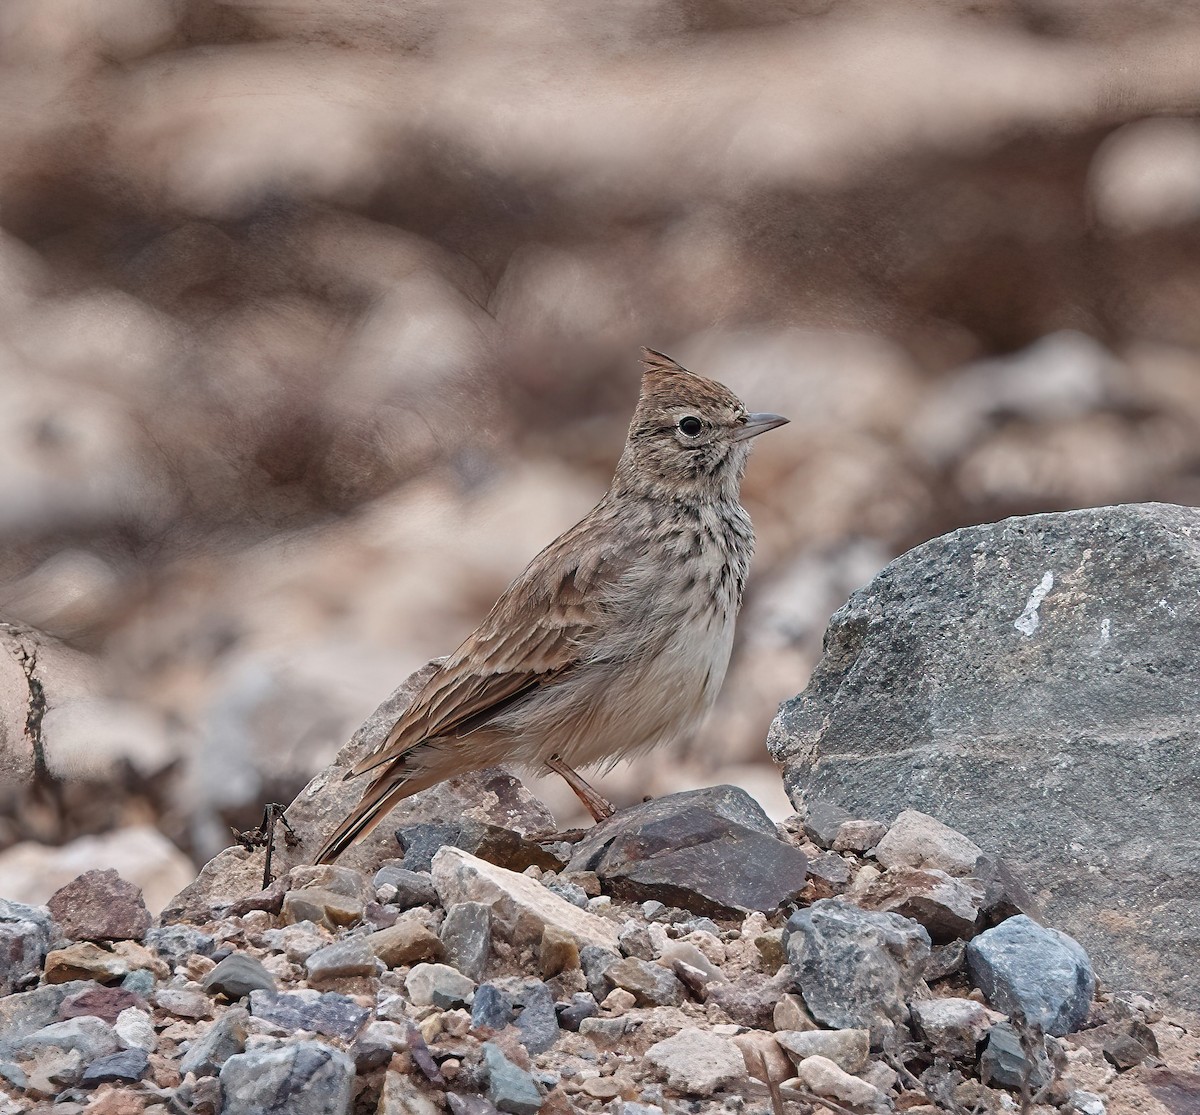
[546,602,736,770]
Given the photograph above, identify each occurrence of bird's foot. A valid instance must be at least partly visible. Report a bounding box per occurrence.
[545,755,617,823]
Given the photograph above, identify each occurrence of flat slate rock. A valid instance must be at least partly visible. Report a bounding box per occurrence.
[567,786,776,872]
[566,787,806,917]
[769,503,1200,1012]
[248,989,371,1040]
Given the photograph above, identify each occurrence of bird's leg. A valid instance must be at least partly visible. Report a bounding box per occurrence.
[545,754,616,822]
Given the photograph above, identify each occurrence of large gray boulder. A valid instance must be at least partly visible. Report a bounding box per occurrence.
[768,503,1200,1012]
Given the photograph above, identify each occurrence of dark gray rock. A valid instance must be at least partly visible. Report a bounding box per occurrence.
[144,925,216,969]
[248,989,370,1039]
[566,786,807,917]
[471,984,516,1031]
[180,1007,249,1076]
[441,902,493,981]
[568,785,777,870]
[203,953,278,999]
[398,820,565,875]
[925,940,967,982]
[513,981,559,1054]
[0,898,52,995]
[80,1047,149,1085]
[483,1041,543,1115]
[971,856,1042,928]
[785,897,930,1048]
[556,993,598,1032]
[1102,1020,1160,1071]
[769,504,1200,1011]
[373,864,439,908]
[47,869,151,942]
[544,880,589,909]
[219,1041,355,1115]
[803,800,853,848]
[966,915,1095,1036]
[979,1022,1053,1090]
[806,852,852,889]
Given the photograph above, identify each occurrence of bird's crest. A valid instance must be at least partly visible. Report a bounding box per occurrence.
[640,347,689,377]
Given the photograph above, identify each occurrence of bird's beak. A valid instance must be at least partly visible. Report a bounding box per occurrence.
[734,412,789,441]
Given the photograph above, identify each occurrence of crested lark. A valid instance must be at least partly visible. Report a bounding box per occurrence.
[317,348,787,863]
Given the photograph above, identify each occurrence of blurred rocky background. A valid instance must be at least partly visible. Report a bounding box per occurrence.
[2,0,1200,911]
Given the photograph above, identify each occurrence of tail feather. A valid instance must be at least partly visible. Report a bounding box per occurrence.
[316,767,436,864]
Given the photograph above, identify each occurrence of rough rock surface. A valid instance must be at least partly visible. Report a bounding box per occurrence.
[0,899,53,995]
[785,898,931,1048]
[565,786,808,917]
[0,800,1196,1115]
[967,915,1096,1036]
[46,869,152,943]
[431,847,620,952]
[770,503,1200,1010]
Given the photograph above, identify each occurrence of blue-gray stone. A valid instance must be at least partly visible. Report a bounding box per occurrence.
[145,925,216,969]
[0,982,91,1043]
[545,882,589,909]
[0,899,53,995]
[81,1047,150,1085]
[248,989,370,1040]
[483,1042,543,1115]
[980,1021,1053,1090]
[219,1041,355,1115]
[0,1062,27,1090]
[513,982,559,1054]
[770,504,1200,1013]
[967,915,1095,1036]
[180,1007,249,1076]
[579,946,621,1003]
[785,897,930,1049]
[121,969,157,996]
[471,985,516,1031]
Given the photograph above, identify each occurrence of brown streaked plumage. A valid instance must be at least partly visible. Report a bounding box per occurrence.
[316,348,787,863]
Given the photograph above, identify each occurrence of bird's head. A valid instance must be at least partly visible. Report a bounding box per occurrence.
[616,348,788,501]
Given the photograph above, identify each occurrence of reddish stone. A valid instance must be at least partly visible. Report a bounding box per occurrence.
[47,870,151,942]
[59,985,148,1025]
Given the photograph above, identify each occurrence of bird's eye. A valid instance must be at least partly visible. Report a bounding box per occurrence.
[677,416,703,437]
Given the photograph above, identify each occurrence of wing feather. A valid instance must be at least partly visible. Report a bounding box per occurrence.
[348,504,630,779]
